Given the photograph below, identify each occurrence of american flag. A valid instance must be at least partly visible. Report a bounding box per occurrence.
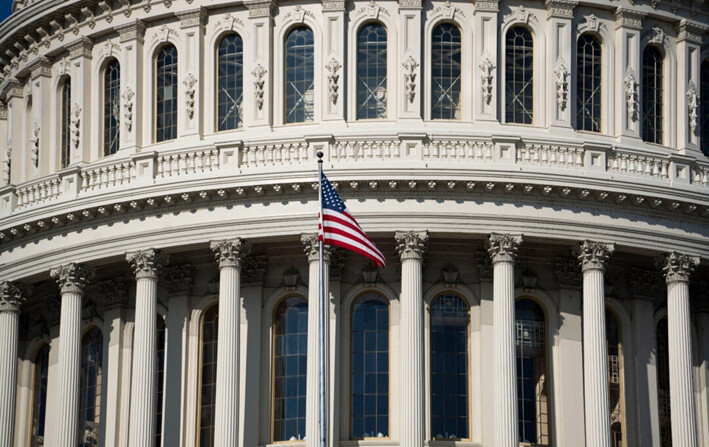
[318,172,386,268]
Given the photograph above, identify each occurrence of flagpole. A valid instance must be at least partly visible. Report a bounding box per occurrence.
[316,151,328,447]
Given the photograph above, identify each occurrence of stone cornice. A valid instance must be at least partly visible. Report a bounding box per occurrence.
[321,0,346,12]
[659,251,700,284]
[395,230,428,262]
[66,36,94,59]
[177,7,207,29]
[487,233,522,264]
[614,7,646,30]
[677,20,708,44]
[245,0,275,18]
[126,248,168,279]
[210,239,250,269]
[0,280,31,313]
[576,240,614,272]
[473,0,499,13]
[27,56,52,79]
[546,0,577,19]
[50,262,94,294]
[116,20,146,43]
[398,0,423,10]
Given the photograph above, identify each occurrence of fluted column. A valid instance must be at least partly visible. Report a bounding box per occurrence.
[396,231,428,447]
[210,239,250,447]
[127,249,168,447]
[660,252,700,447]
[302,234,331,447]
[488,234,522,447]
[50,263,94,447]
[577,241,614,447]
[0,281,30,446]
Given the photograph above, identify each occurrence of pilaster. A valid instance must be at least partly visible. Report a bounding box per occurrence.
[4,80,23,185]
[26,57,51,177]
[614,8,644,139]
[546,0,576,128]
[676,21,706,155]
[398,0,423,120]
[65,37,94,165]
[473,0,499,122]
[245,1,275,127]
[116,20,146,153]
[321,0,346,121]
[177,8,207,139]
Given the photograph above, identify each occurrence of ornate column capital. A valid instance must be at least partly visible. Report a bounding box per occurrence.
[575,241,614,272]
[0,281,31,313]
[395,231,429,262]
[301,233,333,264]
[164,264,195,295]
[487,233,522,264]
[658,252,700,284]
[210,239,250,269]
[50,263,94,294]
[554,257,582,289]
[126,249,169,279]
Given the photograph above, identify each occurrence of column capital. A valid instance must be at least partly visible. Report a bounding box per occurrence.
[395,230,429,262]
[66,36,94,59]
[50,263,94,294]
[658,252,700,284]
[245,0,275,18]
[210,239,250,269]
[301,233,333,264]
[487,233,522,264]
[126,249,169,279]
[576,241,614,272]
[116,19,146,43]
[0,281,30,313]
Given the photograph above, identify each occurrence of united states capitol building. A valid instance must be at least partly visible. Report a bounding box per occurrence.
[0,0,708,446]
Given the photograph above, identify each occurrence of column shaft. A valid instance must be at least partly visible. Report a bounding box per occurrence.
[401,256,424,447]
[0,311,19,446]
[493,260,517,447]
[54,291,83,447]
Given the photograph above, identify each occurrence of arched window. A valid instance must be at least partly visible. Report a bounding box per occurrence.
[199,305,218,447]
[60,78,71,168]
[103,59,120,155]
[656,317,671,447]
[576,34,602,132]
[30,344,49,447]
[505,26,534,124]
[273,296,308,442]
[431,23,462,120]
[357,23,387,119]
[217,34,244,131]
[155,45,178,142]
[156,314,167,447]
[642,46,663,144]
[515,298,549,445]
[430,293,469,440]
[700,59,709,156]
[79,327,103,447]
[606,309,623,447]
[285,27,315,124]
[351,293,389,439]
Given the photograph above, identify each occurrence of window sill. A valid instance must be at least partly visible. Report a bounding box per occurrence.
[425,441,481,447]
[340,440,397,446]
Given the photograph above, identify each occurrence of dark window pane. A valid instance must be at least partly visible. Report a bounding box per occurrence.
[357,23,387,119]
[156,45,178,142]
[432,23,462,120]
[103,59,121,155]
[217,34,244,131]
[576,34,602,132]
[285,27,315,123]
[79,328,103,447]
[505,27,534,124]
[199,305,218,447]
[642,46,663,144]
[60,80,71,168]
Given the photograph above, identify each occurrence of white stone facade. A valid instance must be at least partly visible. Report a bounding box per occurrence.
[0,0,707,447]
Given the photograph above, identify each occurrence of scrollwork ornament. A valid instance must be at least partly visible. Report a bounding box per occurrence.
[325,58,342,105]
[402,55,419,103]
[0,281,31,313]
[50,263,95,294]
[3,141,11,184]
[395,230,428,262]
[210,239,250,269]
[479,54,495,105]
[30,122,39,167]
[122,86,135,131]
[659,252,699,284]
[126,249,169,279]
[575,241,614,272]
[687,82,698,135]
[623,68,638,122]
[252,64,267,110]
[70,103,81,149]
[554,59,569,111]
[183,73,197,119]
[487,233,523,264]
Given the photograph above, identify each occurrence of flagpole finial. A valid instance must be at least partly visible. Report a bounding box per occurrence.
[317,151,324,162]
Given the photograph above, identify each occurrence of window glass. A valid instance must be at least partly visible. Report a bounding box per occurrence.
[505,27,534,124]
[576,34,602,132]
[431,23,462,120]
[700,59,709,156]
[156,45,178,142]
[285,27,315,123]
[357,23,387,119]
[217,34,244,131]
[656,318,671,447]
[430,294,469,439]
[30,344,50,447]
[79,327,103,447]
[103,59,120,155]
[156,315,167,447]
[199,305,218,447]
[607,310,623,447]
[642,46,663,144]
[60,79,71,168]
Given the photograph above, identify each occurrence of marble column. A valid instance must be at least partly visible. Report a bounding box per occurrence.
[127,249,168,447]
[210,240,249,447]
[660,252,700,447]
[487,233,522,447]
[0,281,30,446]
[577,241,614,447]
[396,231,428,447]
[50,263,94,447]
[302,234,331,447]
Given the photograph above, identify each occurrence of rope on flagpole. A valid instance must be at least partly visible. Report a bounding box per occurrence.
[316,151,328,447]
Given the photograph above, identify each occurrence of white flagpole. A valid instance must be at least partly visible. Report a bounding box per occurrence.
[316,151,328,447]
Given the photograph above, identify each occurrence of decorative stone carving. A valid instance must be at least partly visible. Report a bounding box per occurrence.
[252,64,267,110]
[325,58,341,105]
[210,239,250,269]
[328,247,345,278]
[487,233,522,263]
[623,68,638,122]
[432,0,464,19]
[70,103,81,149]
[395,230,428,262]
[122,86,134,131]
[50,263,95,294]
[687,82,698,135]
[476,250,493,280]
[441,263,459,287]
[164,264,195,295]
[504,5,532,24]
[55,59,69,77]
[219,13,243,30]
[3,141,11,184]
[100,276,129,309]
[282,266,302,290]
[242,254,268,285]
[575,241,614,272]
[658,252,699,284]
[554,257,582,289]
[82,7,96,29]
[183,73,197,119]
[154,24,177,43]
[100,40,120,59]
[126,249,169,279]
[479,54,495,105]
[554,59,569,111]
[0,281,30,313]
[580,14,600,32]
[627,267,661,299]
[361,262,382,287]
[647,26,666,45]
[30,121,39,167]
[97,1,113,22]
[402,56,419,103]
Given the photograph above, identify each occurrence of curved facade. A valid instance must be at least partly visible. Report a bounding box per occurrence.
[0,0,708,447]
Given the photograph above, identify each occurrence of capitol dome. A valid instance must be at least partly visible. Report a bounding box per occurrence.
[0,0,707,446]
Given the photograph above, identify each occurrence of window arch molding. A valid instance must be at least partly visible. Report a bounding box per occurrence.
[572,29,614,135]
[346,14,397,121]
[144,30,183,145]
[273,14,323,126]
[639,29,678,147]
[91,42,125,159]
[423,16,471,121]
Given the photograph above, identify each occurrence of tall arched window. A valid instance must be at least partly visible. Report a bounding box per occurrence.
[431,23,462,120]
[576,34,602,132]
[30,344,49,447]
[285,27,315,124]
[642,45,664,144]
[700,59,709,156]
[199,305,218,447]
[357,23,387,119]
[351,293,389,439]
[156,314,167,447]
[217,34,244,131]
[430,293,469,440]
[606,309,623,447]
[103,59,120,155]
[155,45,178,142]
[505,26,534,124]
[60,78,71,168]
[273,296,308,442]
[656,317,671,447]
[515,298,549,445]
[79,327,103,447]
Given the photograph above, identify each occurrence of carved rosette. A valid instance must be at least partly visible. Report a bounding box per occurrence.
[575,241,614,272]
[100,276,129,309]
[210,239,250,269]
[0,281,31,313]
[487,233,522,264]
[163,264,195,295]
[395,230,428,262]
[126,249,169,279]
[301,233,333,264]
[50,263,95,294]
[659,252,699,284]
